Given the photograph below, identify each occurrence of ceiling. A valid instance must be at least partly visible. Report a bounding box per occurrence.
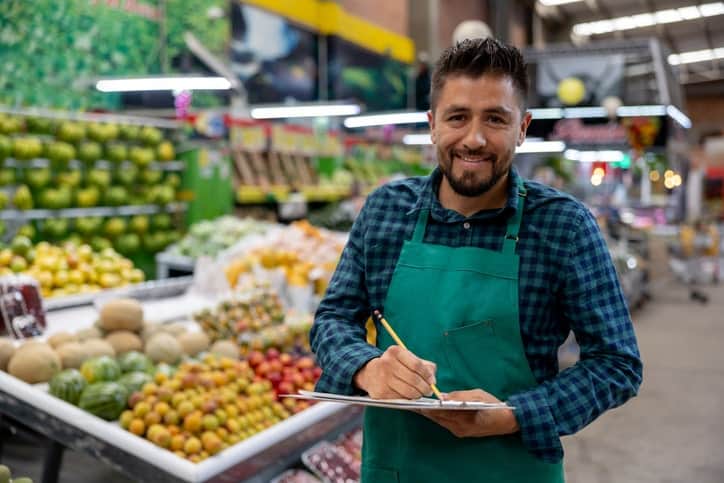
[536,0,724,89]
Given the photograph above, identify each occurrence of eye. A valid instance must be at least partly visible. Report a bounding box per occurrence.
[447,114,466,122]
[488,116,506,124]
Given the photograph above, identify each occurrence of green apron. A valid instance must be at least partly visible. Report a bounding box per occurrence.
[362,179,565,483]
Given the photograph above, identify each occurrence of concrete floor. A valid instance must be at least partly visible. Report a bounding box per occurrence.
[563,274,724,483]
[3,263,724,482]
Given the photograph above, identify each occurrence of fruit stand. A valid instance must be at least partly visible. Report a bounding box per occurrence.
[0,277,361,483]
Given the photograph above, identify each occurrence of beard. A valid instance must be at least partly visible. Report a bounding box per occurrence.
[438,147,511,197]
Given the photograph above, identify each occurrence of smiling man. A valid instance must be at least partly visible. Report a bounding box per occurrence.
[311,38,642,483]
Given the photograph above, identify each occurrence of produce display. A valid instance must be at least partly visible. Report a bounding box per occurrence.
[0,238,144,298]
[271,469,321,483]
[164,216,274,260]
[301,441,360,483]
[193,285,286,342]
[0,464,34,483]
[0,112,183,257]
[224,220,345,295]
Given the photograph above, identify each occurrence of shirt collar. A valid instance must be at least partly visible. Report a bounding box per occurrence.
[407,166,522,222]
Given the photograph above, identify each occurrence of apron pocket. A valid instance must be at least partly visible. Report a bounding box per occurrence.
[443,320,499,389]
[361,465,400,483]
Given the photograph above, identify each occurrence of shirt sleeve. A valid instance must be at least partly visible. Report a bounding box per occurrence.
[310,198,383,395]
[507,206,643,463]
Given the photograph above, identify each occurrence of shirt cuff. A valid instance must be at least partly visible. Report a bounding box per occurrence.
[315,342,383,396]
[506,387,564,463]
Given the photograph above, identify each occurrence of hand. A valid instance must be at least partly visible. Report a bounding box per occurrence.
[416,389,519,438]
[354,346,437,399]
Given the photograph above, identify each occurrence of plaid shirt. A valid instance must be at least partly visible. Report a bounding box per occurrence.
[311,167,642,463]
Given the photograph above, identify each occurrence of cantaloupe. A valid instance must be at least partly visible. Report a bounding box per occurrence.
[163,322,188,336]
[83,339,116,358]
[8,345,61,383]
[56,342,89,369]
[99,299,143,332]
[48,332,76,349]
[105,331,143,355]
[16,341,50,355]
[177,332,210,356]
[0,338,16,371]
[145,333,182,364]
[209,340,239,359]
[76,327,103,341]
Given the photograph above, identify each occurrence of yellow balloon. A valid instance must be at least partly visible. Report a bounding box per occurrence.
[557,77,586,106]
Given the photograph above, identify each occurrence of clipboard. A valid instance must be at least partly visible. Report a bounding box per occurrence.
[283,390,514,411]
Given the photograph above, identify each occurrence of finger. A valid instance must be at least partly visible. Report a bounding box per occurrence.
[446,389,492,402]
[394,349,437,384]
[388,373,428,399]
[389,363,433,397]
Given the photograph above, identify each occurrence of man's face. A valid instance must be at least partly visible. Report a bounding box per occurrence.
[428,74,532,197]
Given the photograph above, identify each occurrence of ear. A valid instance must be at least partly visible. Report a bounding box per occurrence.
[427,110,435,144]
[517,111,532,146]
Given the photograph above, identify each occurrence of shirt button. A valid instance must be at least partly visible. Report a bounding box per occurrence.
[463,222,471,230]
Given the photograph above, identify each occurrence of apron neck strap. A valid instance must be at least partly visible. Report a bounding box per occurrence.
[502,179,527,255]
[412,209,430,243]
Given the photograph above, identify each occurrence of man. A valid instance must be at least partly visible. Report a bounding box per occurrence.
[311,38,642,483]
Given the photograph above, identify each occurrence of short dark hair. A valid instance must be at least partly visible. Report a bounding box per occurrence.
[430,38,529,112]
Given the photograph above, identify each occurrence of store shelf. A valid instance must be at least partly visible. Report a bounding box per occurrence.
[155,252,196,279]
[236,185,351,204]
[0,106,183,129]
[2,158,185,171]
[44,275,194,312]
[0,202,187,221]
[0,370,361,483]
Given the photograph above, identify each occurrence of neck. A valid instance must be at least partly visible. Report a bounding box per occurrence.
[438,172,510,217]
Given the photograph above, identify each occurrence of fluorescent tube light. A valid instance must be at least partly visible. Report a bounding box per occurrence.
[96,76,231,92]
[250,104,361,119]
[666,105,692,129]
[677,6,701,19]
[344,111,428,128]
[564,107,607,118]
[565,149,624,162]
[700,2,724,16]
[617,105,667,117]
[529,108,565,119]
[403,134,432,145]
[573,2,724,36]
[516,140,566,153]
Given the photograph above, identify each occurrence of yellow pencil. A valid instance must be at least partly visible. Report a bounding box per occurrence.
[373,310,444,400]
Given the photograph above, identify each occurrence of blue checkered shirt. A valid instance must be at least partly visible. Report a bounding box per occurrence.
[311,167,642,463]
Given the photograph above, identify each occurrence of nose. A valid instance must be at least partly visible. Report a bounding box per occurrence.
[462,119,486,150]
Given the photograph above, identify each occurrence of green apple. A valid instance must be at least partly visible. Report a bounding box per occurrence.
[12,185,33,210]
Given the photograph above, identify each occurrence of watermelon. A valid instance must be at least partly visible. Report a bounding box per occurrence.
[49,369,87,405]
[118,351,154,374]
[80,356,121,383]
[118,371,152,394]
[78,382,128,420]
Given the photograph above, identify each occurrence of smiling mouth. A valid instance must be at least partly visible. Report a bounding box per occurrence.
[453,153,495,164]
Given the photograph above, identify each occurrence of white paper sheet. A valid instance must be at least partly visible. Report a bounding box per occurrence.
[284,390,514,411]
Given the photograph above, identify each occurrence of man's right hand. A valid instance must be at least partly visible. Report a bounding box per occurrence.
[353,346,437,399]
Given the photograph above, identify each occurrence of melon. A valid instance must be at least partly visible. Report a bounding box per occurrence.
[76,327,103,341]
[48,332,76,349]
[118,351,154,374]
[0,337,15,371]
[99,298,143,332]
[49,369,87,405]
[209,340,239,359]
[105,331,142,355]
[56,342,89,369]
[83,339,116,358]
[8,345,61,383]
[144,333,182,364]
[177,331,210,356]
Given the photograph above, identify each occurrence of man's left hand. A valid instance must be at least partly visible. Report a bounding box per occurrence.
[416,389,519,438]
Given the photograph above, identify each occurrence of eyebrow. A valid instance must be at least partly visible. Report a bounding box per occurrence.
[442,105,514,117]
